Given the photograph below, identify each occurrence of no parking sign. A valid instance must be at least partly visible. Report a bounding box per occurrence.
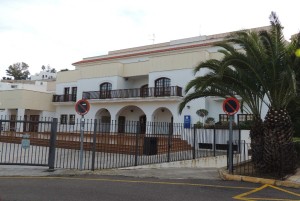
[222,97,240,115]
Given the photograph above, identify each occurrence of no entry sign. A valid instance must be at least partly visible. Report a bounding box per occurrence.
[222,97,240,115]
[75,99,90,116]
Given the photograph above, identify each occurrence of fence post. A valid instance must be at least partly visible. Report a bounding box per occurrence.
[167,122,173,162]
[134,121,140,166]
[91,119,97,171]
[213,128,216,157]
[238,129,241,153]
[48,118,58,171]
[193,124,196,159]
[79,116,85,171]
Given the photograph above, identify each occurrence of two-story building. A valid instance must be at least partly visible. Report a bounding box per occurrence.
[52,26,270,132]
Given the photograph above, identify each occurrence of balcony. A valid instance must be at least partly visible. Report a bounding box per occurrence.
[52,94,77,102]
[82,86,182,100]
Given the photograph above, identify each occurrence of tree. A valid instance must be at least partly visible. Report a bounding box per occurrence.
[6,62,30,80]
[50,68,57,73]
[196,109,208,126]
[179,12,300,175]
[41,65,46,71]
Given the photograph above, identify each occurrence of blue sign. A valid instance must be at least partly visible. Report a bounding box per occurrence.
[21,134,30,149]
[184,115,191,128]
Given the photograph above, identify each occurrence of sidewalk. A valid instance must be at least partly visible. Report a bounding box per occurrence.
[1,165,300,188]
[0,165,220,180]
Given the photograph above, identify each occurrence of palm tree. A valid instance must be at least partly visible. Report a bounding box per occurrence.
[179,12,300,175]
[178,51,265,170]
[240,13,299,174]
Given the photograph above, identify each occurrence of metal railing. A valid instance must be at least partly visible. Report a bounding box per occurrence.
[82,86,182,100]
[1,117,244,170]
[52,94,77,102]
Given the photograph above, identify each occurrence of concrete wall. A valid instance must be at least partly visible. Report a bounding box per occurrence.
[0,90,55,112]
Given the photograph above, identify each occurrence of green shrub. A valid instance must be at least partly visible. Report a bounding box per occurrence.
[239,120,253,130]
[194,121,203,128]
[214,121,237,129]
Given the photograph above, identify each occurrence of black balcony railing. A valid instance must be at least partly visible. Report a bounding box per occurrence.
[53,94,77,102]
[82,86,182,100]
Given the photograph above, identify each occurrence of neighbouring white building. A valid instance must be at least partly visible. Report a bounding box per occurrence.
[0,74,56,131]
[31,70,56,81]
[52,26,269,130]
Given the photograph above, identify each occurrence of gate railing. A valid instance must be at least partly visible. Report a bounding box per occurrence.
[0,119,57,168]
[0,118,249,170]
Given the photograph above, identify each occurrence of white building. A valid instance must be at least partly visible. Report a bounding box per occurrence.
[52,26,269,130]
[31,70,56,81]
[0,79,56,131]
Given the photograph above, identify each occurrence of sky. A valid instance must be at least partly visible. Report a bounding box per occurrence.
[0,0,299,78]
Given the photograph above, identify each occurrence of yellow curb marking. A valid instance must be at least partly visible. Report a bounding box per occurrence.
[0,176,254,190]
[233,184,300,200]
[245,198,300,201]
[234,184,268,200]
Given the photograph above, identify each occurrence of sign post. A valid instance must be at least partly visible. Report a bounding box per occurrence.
[75,99,90,171]
[222,97,240,174]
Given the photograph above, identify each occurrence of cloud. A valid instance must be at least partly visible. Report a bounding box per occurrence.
[0,0,299,78]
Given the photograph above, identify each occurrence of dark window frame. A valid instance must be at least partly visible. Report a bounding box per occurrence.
[237,114,253,125]
[69,114,76,125]
[154,77,171,96]
[100,82,112,99]
[60,114,68,125]
[219,114,235,122]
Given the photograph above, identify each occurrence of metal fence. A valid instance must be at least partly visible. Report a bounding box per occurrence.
[0,117,247,170]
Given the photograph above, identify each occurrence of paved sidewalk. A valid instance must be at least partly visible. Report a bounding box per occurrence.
[0,165,220,180]
[1,165,300,188]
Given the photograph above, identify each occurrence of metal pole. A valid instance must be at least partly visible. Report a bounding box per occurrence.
[167,122,172,162]
[134,122,140,166]
[79,115,85,171]
[48,118,57,171]
[91,119,97,171]
[193,124,196,159]
[229,115,233,174]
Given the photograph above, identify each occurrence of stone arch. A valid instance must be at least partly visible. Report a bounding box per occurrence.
[115,105,146,134]
[95,108,111,132]
[151,107,173,135]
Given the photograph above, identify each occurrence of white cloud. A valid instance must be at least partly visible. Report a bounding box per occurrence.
[0,0,299,78]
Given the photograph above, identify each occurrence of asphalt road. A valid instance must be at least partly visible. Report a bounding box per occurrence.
[1,175,300,201]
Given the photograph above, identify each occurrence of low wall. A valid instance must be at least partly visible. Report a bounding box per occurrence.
[122,154,240,169]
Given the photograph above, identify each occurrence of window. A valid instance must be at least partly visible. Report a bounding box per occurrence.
[60,115,68,125]
[71,87,77,101]
[100,82,112,99]
[140,84,148,97]
[155,77,171,96]
[69,114,75,125]
[219,114,235,122]
[64,87,70,101]
[238,114,253,124]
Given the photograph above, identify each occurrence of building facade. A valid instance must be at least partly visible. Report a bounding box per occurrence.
[0,78,56,131]
[52,27,269,129]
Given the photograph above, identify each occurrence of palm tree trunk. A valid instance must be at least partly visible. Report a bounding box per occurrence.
[263,108,296,176]
[250,117,265,171]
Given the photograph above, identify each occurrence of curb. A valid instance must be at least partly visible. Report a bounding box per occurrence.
[219,168,300,189]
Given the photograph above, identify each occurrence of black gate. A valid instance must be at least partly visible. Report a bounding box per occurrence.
[0,117,246,171]
[0,118,57,169]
